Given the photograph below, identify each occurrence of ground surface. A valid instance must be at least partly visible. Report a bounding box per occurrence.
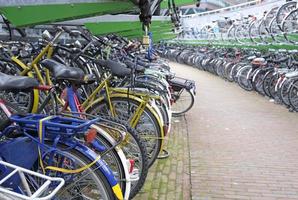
[135,62,298,200]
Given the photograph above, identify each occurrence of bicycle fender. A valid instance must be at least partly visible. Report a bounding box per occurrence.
[57,140,123,199]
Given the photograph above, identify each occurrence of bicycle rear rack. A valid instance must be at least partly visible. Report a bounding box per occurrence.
[0,161,64,200]
[169,76,196,94]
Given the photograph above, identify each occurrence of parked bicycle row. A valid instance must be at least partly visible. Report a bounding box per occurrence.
[0,27,196,200]
[158,43,298,112]
[185,0,298,45]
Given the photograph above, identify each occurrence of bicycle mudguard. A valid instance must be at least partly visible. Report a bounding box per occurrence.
[91,125,131,200]
[52,139,124,200]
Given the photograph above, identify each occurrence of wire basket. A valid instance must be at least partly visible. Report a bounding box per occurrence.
[0,160,64,200]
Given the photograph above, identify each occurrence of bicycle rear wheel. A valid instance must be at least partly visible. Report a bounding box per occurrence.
[38,143,115,200]
[278,78,291,106]
[87,97,162,168]
[171,88,195,116]
[288,79,298,111]
[94,132,127,196]
[94,116,149,199]
[237,66,253,91]
[252,69,267,96]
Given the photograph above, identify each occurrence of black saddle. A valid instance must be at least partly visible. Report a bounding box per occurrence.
[123,60,145,73]
[102,60,131,78]
[0,72,39,91]
[41,59,85,81]
[40,59,96,84]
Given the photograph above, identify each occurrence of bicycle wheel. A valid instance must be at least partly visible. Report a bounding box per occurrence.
[252,68,267,96]
[94,132,128,197]
[231,63,242,82]
[278,77,291,107]
[87,97,162,168]
[281,8,298,44]
[38,143,115,200]
[276,1,297,29]
[171,88,195,116]
[94,116,149,199]
[0,62,35,114]
[268,74,280,101]
[288,79,298,111]
[237,66,253,91]
[224,62,235,82]
[262,70,275,98]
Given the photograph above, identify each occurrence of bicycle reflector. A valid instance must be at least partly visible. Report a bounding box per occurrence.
[129,159,135,173]
[85,128,97,143]
[85,128,106,152]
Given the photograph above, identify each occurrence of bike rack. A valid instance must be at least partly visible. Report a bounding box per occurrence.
[0,161,65,200]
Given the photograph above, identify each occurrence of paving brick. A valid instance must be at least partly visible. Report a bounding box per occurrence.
[136,62,298,200]
[135,114,191,200]
[170,62,298,200]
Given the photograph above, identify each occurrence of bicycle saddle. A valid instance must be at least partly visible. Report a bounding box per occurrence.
[0,72,39,91]
[106,60,132,77]
[247,55,256,61]
[251,57,267,67]
[41,59,85,81]
[123,60,145,73]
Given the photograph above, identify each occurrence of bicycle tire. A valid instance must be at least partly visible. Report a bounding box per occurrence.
[223,62,232,81]
[288,79,298,111]
[41,142,115,200]
[94,116,149,199]
[172,88,195,116]
[262,70,275,98]
[278,77,291,106]
[252,68,266,96]
[94,131,128,197]
[281,8,298,44]
[237,66,253,91]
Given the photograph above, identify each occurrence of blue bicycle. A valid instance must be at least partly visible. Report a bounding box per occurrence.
[0,72,123,199]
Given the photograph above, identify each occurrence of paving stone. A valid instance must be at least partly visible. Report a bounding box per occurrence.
[135,114,191,200]
[170,62,298,200]
[136,62,298,200]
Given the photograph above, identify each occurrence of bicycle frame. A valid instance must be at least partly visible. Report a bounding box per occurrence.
[10,31,63,113]
[36,84,134,200]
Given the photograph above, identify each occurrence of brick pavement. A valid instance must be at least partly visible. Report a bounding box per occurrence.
[135,116,191,200]
[135,61,298,200]
[170,62,298,200]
